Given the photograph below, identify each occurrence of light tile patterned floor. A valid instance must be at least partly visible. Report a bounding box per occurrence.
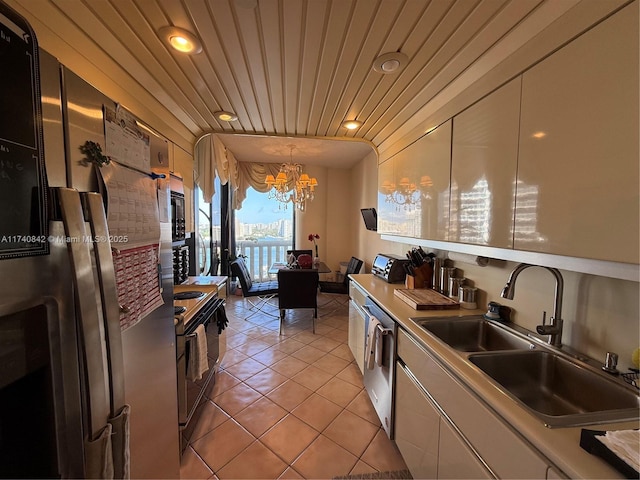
[180,293,407,479]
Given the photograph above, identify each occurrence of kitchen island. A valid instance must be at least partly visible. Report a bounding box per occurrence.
[350,273,638,479]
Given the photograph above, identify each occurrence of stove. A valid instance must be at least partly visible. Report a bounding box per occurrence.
[173,280,226,451]
[174,291,205,301]
[173,284,218,326]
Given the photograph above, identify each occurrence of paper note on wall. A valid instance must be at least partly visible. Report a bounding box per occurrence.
[98,161,160,248]
[104,105,151,172]
[113,244,164,331]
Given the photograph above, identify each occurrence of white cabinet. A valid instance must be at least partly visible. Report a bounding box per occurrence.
[438,420,492,479]
[394,364,440,479]
[377,159,400,236]
[450,78,521,248]
[515,2,639,263]
[396,329,550,479]
[378,120,452,240]
[348,282,367,373]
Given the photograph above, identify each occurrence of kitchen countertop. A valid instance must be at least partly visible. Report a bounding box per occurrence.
[174,276,227,327]
[181,275,227,290]
[349,273,639,479]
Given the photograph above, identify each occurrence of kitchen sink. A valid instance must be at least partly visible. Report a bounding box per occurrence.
[469,350,640,427]
[417,316,534,352]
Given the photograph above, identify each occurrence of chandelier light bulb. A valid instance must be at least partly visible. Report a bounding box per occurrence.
[264,145,318,210]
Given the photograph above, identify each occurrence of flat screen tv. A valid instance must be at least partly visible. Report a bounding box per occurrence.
[360,208,377,231]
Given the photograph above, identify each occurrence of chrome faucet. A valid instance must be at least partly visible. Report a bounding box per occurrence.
[500,263,564,347]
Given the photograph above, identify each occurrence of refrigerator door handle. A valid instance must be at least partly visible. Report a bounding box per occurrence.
[83,192,125,411]
[83,192,130,480]
[57,188,111,441]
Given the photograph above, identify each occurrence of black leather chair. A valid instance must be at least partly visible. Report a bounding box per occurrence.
[318,257,363,294]
[277,268,319,335]
[230,258,279,319]
[317,257,363,313]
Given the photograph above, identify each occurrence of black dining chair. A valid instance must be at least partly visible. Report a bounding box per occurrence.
[319,257,363,294]
[230,258,279,320]
[318,257,363,312]
[277,268,319,335]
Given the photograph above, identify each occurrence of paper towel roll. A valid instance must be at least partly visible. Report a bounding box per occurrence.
[448,252,490,267]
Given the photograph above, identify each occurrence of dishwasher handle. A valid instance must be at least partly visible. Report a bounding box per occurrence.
[376,324,393,336]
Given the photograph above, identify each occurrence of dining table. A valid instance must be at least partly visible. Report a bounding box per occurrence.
[268,261,332,275]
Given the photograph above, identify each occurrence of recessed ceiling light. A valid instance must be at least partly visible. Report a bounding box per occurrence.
[214,111,238,122]
[342,120,362,130]
[159,26,202,54]
[373,52,408,74]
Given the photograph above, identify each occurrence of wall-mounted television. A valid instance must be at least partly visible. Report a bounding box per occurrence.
[360,208,377,231]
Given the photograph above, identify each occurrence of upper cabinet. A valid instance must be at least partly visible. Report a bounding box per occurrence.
[377,2,638,266]
[515,2,639,263]
[378,121,452,240]
[377,158,400,236]
[450,78,521,248]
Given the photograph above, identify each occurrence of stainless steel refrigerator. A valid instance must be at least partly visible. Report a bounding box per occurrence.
[0,3,180,478]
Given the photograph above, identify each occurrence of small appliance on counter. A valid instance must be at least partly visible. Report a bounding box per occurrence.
[371,253,410,283]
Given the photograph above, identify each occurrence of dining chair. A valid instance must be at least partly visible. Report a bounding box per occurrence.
[318,257,363,312]
[319,257,363,294]
[230,258,279,320]
[277,268,319,335]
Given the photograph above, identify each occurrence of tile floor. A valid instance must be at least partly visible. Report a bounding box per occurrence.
[180,293,408,479]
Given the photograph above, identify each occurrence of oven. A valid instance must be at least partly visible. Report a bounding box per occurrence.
[173,288,226,448]
[362,298,397,438]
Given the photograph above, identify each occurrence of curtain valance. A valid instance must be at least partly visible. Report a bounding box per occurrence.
[194,133,281,209]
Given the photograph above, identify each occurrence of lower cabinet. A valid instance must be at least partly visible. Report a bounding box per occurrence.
[348,282,367,373]
[395,362,493,479]
[438,420,492,479]
[395,328,552,479]
[394,364,440,479]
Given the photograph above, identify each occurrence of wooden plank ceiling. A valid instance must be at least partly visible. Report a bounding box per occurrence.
[8,0,553,162]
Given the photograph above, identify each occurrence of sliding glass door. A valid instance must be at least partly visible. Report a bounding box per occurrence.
[234,188,294,281]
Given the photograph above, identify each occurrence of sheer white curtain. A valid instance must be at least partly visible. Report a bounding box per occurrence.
[194,133,281,208]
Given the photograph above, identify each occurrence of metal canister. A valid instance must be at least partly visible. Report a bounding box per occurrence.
[448,277,465,299]
[439,267,456,296]
[459,286,478,309]
[432,257,443,292]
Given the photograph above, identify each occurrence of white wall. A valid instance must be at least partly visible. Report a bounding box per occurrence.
[296,164,356,275]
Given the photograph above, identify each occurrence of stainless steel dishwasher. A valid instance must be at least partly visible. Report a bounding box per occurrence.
[362,298,397,438]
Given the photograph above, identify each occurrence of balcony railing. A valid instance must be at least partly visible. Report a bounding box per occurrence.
[237,240,292,282]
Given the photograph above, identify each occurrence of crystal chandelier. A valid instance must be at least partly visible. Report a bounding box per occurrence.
[265,145,318,211]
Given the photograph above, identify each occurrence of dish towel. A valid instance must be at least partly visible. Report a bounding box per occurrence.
[84,423,114,479]
[374,324,384,367]
[108,404,131,480]
[187,324,209,381]
[597,429,640,473]
[365,317,381,370]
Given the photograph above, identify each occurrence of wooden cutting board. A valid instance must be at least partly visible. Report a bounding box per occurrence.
[394,288,460,310]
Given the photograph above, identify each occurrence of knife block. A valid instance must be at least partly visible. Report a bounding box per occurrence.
[405,263,433,289]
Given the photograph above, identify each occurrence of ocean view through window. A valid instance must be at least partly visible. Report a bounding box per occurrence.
[235,188,294,281]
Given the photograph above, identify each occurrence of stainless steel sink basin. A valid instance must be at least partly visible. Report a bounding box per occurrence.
[417,317,534,352]
[469,350,640,427]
